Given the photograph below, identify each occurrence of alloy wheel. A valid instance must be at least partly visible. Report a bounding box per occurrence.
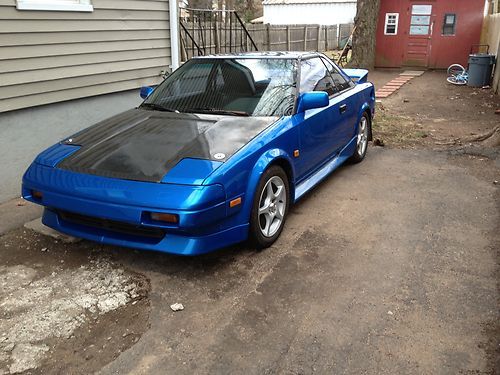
[258,176,287,238]
[357,116,368,156]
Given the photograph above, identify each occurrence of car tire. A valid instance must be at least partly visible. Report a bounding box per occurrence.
[349,112,370,163]
[249,165,290,249]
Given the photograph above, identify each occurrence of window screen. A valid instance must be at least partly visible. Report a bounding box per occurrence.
[442,13,456,35]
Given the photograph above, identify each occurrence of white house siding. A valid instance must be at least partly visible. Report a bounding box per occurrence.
[262,0,356,25]
[0,0,171,112]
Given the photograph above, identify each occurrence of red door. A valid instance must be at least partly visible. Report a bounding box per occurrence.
[403,3,434,67]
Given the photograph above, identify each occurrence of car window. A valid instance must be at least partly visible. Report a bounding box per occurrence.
[299,58,335,96]
[143,58,297,117]
[321,57,353,92]
[167,62,212,96]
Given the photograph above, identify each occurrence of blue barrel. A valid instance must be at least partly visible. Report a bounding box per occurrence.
[467,54,496,87]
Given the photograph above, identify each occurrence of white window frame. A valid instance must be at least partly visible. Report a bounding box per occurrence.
[16,0,93,12]
[384,13,399,35]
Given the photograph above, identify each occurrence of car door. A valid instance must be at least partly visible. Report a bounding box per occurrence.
[294,57,350,180]
[321,57,359,148]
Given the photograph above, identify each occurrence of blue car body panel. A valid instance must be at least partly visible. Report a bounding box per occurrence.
[22,53,375,256]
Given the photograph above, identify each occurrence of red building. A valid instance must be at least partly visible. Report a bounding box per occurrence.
[375,0,487,69]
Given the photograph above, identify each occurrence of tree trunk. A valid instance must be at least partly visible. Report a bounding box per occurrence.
[349,0,381,69]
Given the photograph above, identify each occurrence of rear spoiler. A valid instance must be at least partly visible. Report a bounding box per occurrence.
[342,68,369,84]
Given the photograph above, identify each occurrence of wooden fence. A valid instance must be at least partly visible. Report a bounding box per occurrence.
[245,23,353,52]
[180,13,354,61]
[482,13,500,94]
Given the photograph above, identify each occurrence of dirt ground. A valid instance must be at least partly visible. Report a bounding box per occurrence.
[371,70,500,145]
[0,70,498,374]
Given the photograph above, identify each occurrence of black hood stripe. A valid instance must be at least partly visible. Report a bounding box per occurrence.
[58,109,277,183]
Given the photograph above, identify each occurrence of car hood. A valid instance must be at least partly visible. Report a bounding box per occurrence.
[57,109,278,183]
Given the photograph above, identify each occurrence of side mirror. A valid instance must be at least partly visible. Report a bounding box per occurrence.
[140,86,155,99]
[296,92,329,113]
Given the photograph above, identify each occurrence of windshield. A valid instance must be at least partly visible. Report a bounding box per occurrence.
[143,58,297,117]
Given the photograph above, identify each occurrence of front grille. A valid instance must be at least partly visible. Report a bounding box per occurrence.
[58,210,165,239]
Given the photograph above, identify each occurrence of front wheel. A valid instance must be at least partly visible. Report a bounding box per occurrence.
[446,76,467,86]
[349,113,370,163]
[249,166,290,248]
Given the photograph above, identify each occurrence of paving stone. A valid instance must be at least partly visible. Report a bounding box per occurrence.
[400,70,425,76]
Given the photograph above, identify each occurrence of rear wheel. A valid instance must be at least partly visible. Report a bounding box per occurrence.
[447,64,465,77]
[349,113,370,163]
[249,166,289,248]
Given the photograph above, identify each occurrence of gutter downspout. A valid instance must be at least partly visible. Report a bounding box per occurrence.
[169,0,180,71]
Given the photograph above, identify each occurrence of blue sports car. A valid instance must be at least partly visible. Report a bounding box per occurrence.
[22,52,375,255]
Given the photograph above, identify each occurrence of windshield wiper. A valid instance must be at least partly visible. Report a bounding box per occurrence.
[186,107,250,117]
[140,103,176,112]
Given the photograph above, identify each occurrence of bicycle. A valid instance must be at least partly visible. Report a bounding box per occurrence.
[446,63,468,85]
[446,44,491,86]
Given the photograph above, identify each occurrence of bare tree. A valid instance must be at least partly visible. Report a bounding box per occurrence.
[349,0,381,69]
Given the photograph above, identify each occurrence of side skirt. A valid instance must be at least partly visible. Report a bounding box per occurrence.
[294,136,357,202]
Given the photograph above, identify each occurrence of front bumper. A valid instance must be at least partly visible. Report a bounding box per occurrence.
[42,208,248,255]
[22,163,247,255]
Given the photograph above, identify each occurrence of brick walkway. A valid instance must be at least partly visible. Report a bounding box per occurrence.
[375,70,425,99]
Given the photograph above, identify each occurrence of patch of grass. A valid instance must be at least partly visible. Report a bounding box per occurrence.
[372,110,428,148]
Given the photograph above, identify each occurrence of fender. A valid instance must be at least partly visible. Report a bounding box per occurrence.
[241,148,296,223]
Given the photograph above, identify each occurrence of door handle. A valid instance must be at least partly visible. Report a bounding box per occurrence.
[339,104,347,114]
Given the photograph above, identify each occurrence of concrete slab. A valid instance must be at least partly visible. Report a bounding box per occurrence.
[400,70,425,77]
[0,198,42,236]
[24,218,81,243]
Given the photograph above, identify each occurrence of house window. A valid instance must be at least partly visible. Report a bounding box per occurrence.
[384,13,399,35]
[442,13,456,35]
[409,4,432,35]
[16,0,93,12]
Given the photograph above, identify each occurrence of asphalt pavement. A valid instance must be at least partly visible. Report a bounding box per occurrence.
[92,147,498,374]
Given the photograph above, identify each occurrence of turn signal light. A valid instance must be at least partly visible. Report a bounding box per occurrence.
[31,190,43,200]
[150,212,178,224]
[229,197,242,208]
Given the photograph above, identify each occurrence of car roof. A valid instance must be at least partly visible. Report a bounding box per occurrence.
[192,51,322,59]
